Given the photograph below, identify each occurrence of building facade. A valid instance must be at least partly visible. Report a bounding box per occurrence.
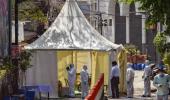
[86,0,158,62]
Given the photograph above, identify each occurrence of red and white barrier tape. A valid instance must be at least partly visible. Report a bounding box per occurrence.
[85,73,104,100]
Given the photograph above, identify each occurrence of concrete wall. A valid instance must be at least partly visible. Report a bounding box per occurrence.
[82,0,158,62]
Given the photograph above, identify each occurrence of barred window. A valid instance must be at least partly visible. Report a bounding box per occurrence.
[109,19,112,26]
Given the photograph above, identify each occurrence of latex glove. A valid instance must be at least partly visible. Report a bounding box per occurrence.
[142,76,144,79]
[158,84,162,87]
[83,81,87,85]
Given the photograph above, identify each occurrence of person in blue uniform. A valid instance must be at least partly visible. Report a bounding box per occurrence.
[110,61,120,98]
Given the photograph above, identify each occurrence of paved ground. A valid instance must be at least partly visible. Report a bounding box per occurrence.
[59,71,156,100]
[58,71,169,100]
[108,70,157,100]
[56,96,82,100]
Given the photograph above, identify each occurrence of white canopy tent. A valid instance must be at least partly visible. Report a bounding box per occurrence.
[24,0,121,50]
[24,0,124,98]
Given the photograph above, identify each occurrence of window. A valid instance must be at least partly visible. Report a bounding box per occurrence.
[103,19,107,26]
[94,3,97,10]
[95,20,97,29]
[109,19,112,26]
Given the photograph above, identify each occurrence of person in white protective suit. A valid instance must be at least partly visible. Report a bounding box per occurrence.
[142,60,153,97]
[67,64,76,97]
[126,63,135,98]
[80,65,89,99]
[153,66,170,100]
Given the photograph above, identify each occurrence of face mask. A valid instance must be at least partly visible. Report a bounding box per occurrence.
[160,73,164,77]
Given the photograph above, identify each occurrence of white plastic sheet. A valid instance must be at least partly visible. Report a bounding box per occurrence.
[26,51,58,98]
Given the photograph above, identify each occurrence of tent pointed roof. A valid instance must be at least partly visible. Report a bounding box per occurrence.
[25,0,122,51]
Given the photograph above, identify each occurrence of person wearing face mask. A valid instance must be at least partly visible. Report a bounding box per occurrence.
[80,65,89,99]
[126,63,135,98]
[67,64,76,97]
[142,60,152,97]
[153,65,170,100]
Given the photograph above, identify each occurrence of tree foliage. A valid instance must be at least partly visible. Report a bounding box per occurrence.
[18,0,48,23]
[163,51,170,74]
[136,0,170,35]
[0,57,13,71]
[17,0,65,23]
[118,0,134,4]
[120,0,170,63]
[163,52,170,66]
[153,32,167,57]
[135,0,170,65]
[120,0,170,35]
[124,44,139,55]
[19,50,32,72]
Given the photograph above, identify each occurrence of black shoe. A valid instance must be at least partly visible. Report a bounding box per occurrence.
[112,96,115,98]
[69,96,75,98]
[141,95,146,97]
[146,95,151,97]
[127,97,133,98]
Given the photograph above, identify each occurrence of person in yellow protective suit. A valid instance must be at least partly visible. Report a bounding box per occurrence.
[153,66,170,100]
[126,63,135,98]
[80,65,89,99]
[67,64,76,97]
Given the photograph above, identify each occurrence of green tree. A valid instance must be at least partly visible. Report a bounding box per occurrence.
[18,0,48,23]
[124,44,139,55]
[133,0,170,62]
[153,32,167,57]
[120,0,170,35]
[136,0,170,35]
[17,0,64,23]
[120,0,170,69]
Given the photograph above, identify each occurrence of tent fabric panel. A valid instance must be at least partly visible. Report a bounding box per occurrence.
[57,51,73,87]
[118,49,127,93]
[91,51,97,88]
[96,52,109,85]
[107,50,127,95]
[57,51,109,89]
[57,51,91,87]
[107,51,117,96]
[76,51,91,73]
[103,53,109,85]
[25,51,58,98]
[91,51,109,87]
